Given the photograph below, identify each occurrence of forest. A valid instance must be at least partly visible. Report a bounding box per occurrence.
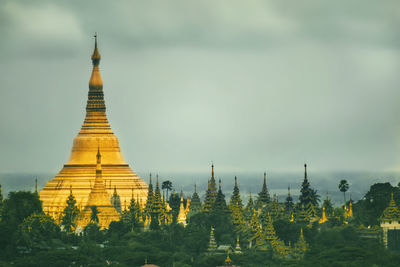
[0,176,400,267]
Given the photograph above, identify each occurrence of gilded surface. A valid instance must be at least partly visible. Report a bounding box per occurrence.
[40,38,148,226]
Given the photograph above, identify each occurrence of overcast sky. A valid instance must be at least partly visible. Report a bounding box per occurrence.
[0,0,400,175]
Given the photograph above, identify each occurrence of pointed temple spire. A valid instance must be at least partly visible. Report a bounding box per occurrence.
[177,190,187,226]
[39,36,148,226]
[304,164,307,181]
[203,164,217,212]
[190,183,202,213]
[35,177,38,193]
[75,150,121,229]
[256,172,270,208]
[81,34,111,134]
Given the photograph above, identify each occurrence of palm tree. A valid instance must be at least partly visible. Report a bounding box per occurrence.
[162,180,173,201]
[338,179,349,205]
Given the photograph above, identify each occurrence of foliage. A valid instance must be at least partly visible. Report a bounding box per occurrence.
[14,213,60,250]
[89,206,99,223]
[60,191,80,232]
[353,182,399,226]
[162,180,173,200]
[338,179,349,204]
[0,178,399,266]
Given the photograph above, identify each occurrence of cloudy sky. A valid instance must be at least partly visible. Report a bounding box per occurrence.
[0,0,399,175]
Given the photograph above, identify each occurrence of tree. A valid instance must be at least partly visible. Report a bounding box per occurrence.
[162,180,173,201]
[339,179,349,205]
[15,213,60,250]
[90,206,99,224]
[145,174,154,216]
[1,191,42,228]
[122,196,141,231]
[61,190,80,232]
[169,191,180,221]
[0,184,3,221]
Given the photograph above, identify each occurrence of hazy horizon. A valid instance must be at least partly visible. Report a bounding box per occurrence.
[1,169,399,206]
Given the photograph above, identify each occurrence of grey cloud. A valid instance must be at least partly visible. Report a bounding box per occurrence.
[0,0,399,174]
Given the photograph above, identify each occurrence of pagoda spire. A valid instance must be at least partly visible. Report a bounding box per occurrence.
[80,33,111,134]
[256,172,270,208]
[319,207,328,224]
[304,164,307,180]
[177,190,187,226]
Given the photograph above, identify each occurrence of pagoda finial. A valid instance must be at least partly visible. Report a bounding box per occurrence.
[97,146,101,163]
[70,185,72,194]
[91,33,101,66]
[264,172,266,185]
[149,173,152,185]
[211,162,214,179]
[194,183,197,193]
[35,177,38,193]
[234,176,238,187]
[304,163,307,180]
[113,185,117,195]
[156,174,159,188]
[219,179,222,190]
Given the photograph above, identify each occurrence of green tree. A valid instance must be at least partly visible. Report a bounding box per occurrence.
[338,179,349,205]
[151,177,164,229]
[0,184,3,222]
[169,191,180,221]
[15,213,60,250]
[145,174,154,216]
[354,182,398,226]
[122,196,141,231]
[322,193,334,216]
[61,189,80,232]
[90,206,99,224]
[162,180,173,201]
[1,191,42,228]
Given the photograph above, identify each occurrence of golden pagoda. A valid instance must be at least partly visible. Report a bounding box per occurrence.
[177,191,187,226]
[75,148,121,229]
[319,207,328,224]
[40,35,148,220]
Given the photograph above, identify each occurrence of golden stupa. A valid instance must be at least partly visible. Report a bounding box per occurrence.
[75,148,121,229]
[40,35,148,221]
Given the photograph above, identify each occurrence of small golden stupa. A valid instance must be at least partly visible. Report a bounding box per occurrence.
[40,35,148,221]
[177,191,187,226]
[76,148,121,229]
